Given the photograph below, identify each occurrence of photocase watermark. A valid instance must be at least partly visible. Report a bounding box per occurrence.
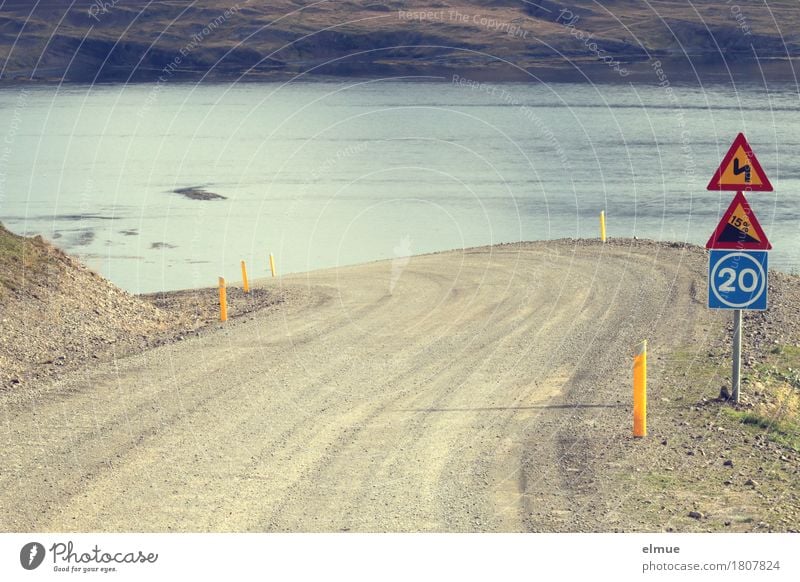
[20,542,46,570]
[398,9,529,40]
[555,8,629,77]
[451,75,571,249]
[390,235,413,294]
[138,2,247,118]
[650,60,697,187]
[87,0,122,22]
[287,139,372,272]
[19,540,158,574]
[726,1,752,37]
[451,74,569,171]
[0,87,29,207]
[310,141,370,181]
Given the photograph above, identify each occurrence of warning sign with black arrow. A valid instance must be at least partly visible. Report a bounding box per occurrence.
[706,191,772,250]
[707,133,773,192]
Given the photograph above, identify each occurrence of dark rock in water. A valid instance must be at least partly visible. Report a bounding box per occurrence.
[55,213,118,221]
[73,229,96,247]
[172,186,226,201]
[150,242,177,250]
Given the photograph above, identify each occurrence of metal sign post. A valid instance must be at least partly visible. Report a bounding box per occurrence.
[732,309,742,403]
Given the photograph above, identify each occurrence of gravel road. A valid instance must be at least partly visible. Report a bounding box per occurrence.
[0,240,718,532]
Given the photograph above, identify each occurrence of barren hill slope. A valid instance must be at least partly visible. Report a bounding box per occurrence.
[1,1,798,83]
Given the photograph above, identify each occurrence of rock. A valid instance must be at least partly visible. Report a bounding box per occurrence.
[745,479,758,487]
[688,511,704,519]
[723,459,733,467]
[661,439,668,446]
[719,385,730,400]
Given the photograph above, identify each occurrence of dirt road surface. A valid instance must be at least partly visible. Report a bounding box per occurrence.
[1,240,718,532]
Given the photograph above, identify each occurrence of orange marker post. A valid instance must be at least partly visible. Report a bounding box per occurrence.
[269,253,276,278]
[241,260,250,293]
[633,340,647,437]
[600,210,607,243]
[219,277,228,322]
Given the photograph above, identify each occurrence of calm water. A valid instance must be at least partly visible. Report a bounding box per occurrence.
[1,81,799,293]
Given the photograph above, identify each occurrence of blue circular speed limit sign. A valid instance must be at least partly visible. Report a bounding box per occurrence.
[708,250,768,310]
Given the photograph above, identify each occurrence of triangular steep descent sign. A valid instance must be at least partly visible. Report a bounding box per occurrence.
[706,191,772,250]
[707,133,773,192]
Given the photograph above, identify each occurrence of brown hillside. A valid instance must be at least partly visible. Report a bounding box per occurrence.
[0,1,798,83]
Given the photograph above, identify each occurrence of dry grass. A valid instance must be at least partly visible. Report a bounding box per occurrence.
[0,223,48,298]
[725,345,800,452]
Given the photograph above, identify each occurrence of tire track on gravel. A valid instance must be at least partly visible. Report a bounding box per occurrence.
[0,240,714,532]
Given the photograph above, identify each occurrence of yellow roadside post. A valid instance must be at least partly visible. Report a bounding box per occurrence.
[269,253,277,278]
[600,210,607,242]
[241,260,250,293]
[633,340,647,437]
[219,277,228,322]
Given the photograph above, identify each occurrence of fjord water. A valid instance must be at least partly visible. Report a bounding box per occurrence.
[1,81,798,293]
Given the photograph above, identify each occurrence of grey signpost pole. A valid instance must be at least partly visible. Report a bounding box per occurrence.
[732,309,742,404]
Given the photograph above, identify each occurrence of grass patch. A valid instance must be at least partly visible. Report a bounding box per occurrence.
[669,348,723,375]
[721,385,800,453]
[0,223,47,297]
[644,472,678,490]
[723,343,800,452]
[759,345,800,390]
[665,347,729,399]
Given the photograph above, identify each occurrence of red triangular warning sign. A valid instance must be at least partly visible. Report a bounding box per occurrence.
[707,133,773,192]
[706,191,772,250]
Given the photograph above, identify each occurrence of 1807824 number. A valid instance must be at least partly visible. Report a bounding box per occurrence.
[732,560,780,571]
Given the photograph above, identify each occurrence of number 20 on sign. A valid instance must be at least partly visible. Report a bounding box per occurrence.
[708,250,768,311]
